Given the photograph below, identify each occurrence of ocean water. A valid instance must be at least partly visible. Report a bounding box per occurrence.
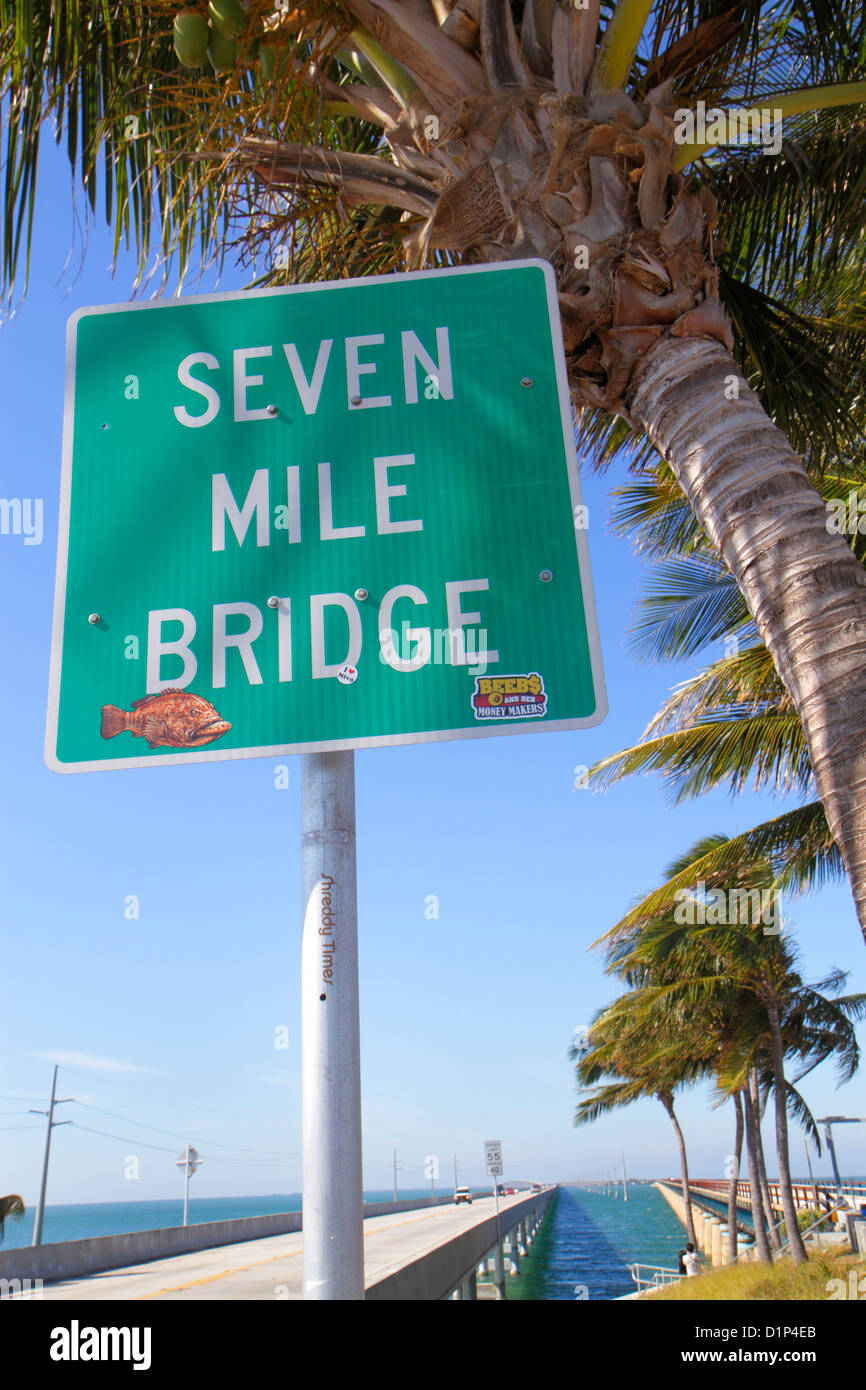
[510,1184,688,1301]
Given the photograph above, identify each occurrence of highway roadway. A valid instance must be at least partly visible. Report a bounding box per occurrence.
[38,1192,530,1300]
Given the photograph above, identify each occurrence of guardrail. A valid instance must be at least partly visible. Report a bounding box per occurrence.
[4,1189,557,1298]
[686,1179,866,1213]
[629,1263,684,1294]
[366,1187,557,1301]
[0,1194,457,1287]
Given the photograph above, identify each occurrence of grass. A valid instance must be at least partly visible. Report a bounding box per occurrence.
[644,1251,863,1300]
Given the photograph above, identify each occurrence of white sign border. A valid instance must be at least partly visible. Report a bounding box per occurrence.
[45,260,607,773]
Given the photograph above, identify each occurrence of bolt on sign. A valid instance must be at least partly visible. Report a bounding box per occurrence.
[46,262,606,772]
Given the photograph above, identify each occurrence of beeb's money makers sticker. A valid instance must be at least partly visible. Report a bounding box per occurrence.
[471,673,547,720]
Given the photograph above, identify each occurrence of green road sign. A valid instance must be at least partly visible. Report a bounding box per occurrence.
[46,261,605,772]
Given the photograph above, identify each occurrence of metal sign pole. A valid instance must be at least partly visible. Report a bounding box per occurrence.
[301,750,364,1300]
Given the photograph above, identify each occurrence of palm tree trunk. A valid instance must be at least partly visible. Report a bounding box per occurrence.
[726,1091,744,1263]
[766,1001,808,1264]
[741,1084,772,1264]
[658,1090,696,1246]
[751,1070,783,1252]
[626,334,866,944]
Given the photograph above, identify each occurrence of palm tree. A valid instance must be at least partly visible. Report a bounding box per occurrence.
[604,844,866,1264]
[599,919,779,1261]
[0,1194,24,1243]
[587,458,866,901]
[570,996,707,1245]
[5,2,866,935]
[739,1075,773,1260]
[725,1088,743,1262]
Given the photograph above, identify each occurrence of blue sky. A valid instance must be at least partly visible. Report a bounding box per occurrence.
[1,140,864,1209]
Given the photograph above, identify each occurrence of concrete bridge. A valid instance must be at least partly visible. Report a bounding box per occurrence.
[0,1187,556,1302]
[685,1178,866,1218]
[655,1177,866,1269]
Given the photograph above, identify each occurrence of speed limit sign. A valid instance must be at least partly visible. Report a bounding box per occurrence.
[485,1139,503,1175]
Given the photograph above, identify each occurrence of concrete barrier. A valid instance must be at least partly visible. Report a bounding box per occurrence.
[365,1188,557,1301]
[0,1194,457,1286]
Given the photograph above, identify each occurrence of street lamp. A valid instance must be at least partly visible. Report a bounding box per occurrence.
[815,1117,866,1196]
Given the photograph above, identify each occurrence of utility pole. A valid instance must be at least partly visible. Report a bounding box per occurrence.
[453,1153,459,1192]
[393,1149,398,1203]
[30,1066,73,1246]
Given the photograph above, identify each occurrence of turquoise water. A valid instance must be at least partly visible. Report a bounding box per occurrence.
[517,1184,688,1300]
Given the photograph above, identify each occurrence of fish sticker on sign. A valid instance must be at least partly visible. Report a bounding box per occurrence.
[471,673,547,720]
[100,691,231,750]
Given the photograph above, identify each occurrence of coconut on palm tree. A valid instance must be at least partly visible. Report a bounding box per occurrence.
[3,2,866,936]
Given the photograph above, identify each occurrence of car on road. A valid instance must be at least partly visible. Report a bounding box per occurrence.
[454,1187,472,1204]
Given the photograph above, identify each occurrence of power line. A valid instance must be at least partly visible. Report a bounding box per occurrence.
[69,1123,178,1155]
[69,1123,298,1167]
[72,1102,296,1157]
[0,1056,290,1136]
[84,1079,273,1126]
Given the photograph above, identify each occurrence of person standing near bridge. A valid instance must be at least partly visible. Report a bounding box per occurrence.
[683,1244,702,1276]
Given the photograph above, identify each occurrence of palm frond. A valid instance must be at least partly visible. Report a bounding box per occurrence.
[626,555,751,661]
[594,802,843,945]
